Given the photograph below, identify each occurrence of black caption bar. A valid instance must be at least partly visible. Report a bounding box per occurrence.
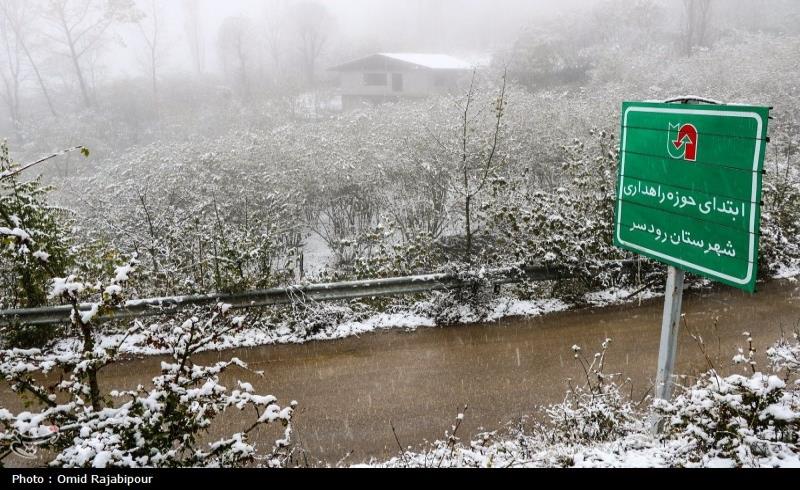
[2,468,797,489]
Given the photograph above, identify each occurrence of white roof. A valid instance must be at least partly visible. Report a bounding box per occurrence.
[379,53,473,70]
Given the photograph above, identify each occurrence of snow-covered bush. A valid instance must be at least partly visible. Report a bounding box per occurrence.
[0,264,296,468]
[416,273,497,326]
[760,138,800,276]
[0,142,75,310]
[544,339,639,443]
[485,128,660,302]
[654,334,800,466]
[352,229,448,280]
[277,300,366,339]
[767,330,800,378]
[45,133,309,298]
[654,370,800,466]
[0,143,115,348]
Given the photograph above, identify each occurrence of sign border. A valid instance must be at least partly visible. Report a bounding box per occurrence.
[616,105,764,287]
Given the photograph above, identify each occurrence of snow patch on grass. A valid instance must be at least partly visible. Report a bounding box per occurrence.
[774,263,800,281]
[54,297,568,357]
[488,298,569,321]
[584,287,661,307]
[363,431,800,468]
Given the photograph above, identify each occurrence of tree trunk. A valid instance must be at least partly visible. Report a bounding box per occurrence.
[61,19,92,109]
[151,60,159,119]
[465,195,472,265]
[20,41,57,117]
[79,320,102,411]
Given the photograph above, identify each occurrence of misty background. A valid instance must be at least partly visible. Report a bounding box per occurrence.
[3,0,798,145]
[1,0,799,300]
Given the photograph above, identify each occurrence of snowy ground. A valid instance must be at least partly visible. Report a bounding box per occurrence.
[53,296,571,358]
[301,232,334,277]
[360,430,800,468]
[774,264,800,281]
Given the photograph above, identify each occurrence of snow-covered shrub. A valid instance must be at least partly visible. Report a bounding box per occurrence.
[53,136,307,298]
[767,330,800,378]
[544,339,639,443]
[654,346,800,466]
[353,228,448,280]
[277,300,366,339]
[485,129,655,302]
[384,409,472,469]
[654,372,800,465]
[0,264,296,468]
[0,142,75,310]
[760,140,800,276]
[304,169,384,269]
[0,143,116,348]
[414,270,497,326]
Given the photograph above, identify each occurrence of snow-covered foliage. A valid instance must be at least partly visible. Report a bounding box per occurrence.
[367,422,800,468]
[484,129,644,301]
[13,30,794,310]
[54,138,307,297]
[0,142,74,311]
[0,265,296,468]
[654,371,799,466]
[653,331,800,466]
[545,340,639,443]
[767,330,800,378]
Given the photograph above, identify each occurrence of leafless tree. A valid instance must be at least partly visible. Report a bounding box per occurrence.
[43,0,140,108]
[217,16,254,100]
[681,0,713,56]
[426,70,509,264]
[0,0,58,118]
[290,2,332,87]
[182,0,204,76]
[261,0,289,89]
[136,0,165,112]
[458,70,508,264]
[0,3,23,128]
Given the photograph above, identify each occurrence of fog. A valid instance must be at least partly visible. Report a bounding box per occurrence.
[1,0,799,298]
[5,0,597,90]
[2,0,797,138]
[80,1,601,78]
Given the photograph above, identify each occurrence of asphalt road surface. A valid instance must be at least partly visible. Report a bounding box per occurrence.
[3,279,799,466]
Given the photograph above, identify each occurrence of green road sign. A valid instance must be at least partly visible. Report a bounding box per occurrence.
[614,101,771,292]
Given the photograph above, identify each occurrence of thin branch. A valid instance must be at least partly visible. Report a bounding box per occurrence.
[1,146,86,180]
[390,420,409,468]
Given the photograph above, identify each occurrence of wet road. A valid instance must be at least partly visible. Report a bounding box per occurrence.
[3,279,800,466]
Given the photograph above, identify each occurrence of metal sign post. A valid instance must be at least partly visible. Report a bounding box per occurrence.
[612,96,772,433]
[654,100,694,431]
[653,266,684,406]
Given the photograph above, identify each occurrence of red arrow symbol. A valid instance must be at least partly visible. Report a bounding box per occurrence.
[673,124,698,161]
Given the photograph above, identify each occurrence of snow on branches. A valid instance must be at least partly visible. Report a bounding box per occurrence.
[0,264,297,468]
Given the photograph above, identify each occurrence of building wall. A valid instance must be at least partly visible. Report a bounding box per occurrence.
[339,69,438,98]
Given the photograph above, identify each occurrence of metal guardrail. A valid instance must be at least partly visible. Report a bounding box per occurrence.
[0,263,579,328]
